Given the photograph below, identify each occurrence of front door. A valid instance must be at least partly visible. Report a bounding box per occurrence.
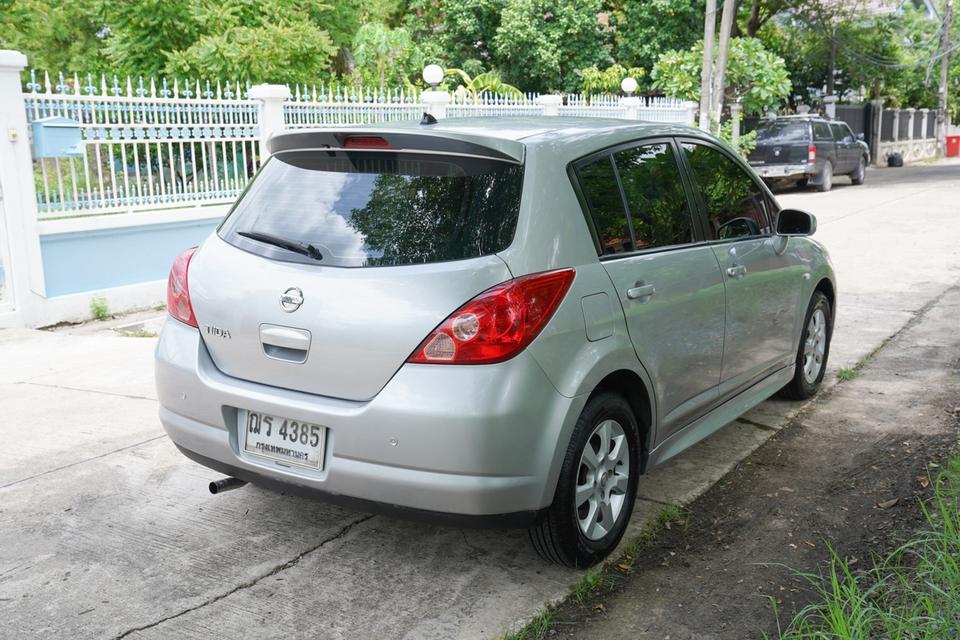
[678,139,803,397]
[574,140,725,438]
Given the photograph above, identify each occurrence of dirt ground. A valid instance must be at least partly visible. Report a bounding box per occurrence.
[549,286,960,640]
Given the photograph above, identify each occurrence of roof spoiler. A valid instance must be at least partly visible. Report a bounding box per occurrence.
[267,129,525,163]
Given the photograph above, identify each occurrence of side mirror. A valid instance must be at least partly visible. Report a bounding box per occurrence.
[856,132,865,141]
[777,208,817,236]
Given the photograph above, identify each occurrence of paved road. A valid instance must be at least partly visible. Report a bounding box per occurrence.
[1,160,958,639]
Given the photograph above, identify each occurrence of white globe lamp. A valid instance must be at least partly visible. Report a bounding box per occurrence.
[422,64,444,89]
[621,77,638,96]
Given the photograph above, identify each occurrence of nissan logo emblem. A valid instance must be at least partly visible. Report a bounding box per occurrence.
[280,287,304,312]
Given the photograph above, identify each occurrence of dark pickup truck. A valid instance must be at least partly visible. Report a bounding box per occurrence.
[747,116,870,192]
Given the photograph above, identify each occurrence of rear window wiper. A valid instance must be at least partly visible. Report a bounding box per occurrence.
[237,230,323,261]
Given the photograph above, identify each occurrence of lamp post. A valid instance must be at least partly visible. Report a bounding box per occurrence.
[619,77,640,120]
[421,64,449,119]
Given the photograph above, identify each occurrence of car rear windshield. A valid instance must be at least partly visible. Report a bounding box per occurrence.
[755,121,809,143]
[219,150,524,268]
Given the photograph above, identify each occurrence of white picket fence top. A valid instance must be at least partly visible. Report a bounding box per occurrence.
[22,71,694,218]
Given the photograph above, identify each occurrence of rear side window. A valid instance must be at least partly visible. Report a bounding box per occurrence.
[680,142,771,241]
[813,122,833,141]
[613,143,693,249]
[756,121,809,143]
[219,151,523,267]
[577,157,633,255]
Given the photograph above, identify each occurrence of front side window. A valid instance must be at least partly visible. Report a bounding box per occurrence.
[830,122,849,143]
[681,142,771,241]
[613,143,693,250]
[219,151,523,267]
[577,157,633,255]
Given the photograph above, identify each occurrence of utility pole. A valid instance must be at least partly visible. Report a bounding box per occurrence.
[699,0,717,131]
[937,0,953,156]
[711,0,737,132]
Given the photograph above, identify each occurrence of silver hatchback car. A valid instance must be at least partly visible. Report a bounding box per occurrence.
[156,117,835,567]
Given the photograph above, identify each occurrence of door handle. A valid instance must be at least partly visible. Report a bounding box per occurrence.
[626,283,656,301]
[726,264,747,279]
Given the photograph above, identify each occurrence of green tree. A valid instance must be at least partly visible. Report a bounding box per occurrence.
[351,22,424,89]
[493,0,610,93]
[578,63,645,97]
[653,37,791,114]
[0,0,109,73]
[606,0,704,86]
[405,0,505,72]
[446,67,522,103]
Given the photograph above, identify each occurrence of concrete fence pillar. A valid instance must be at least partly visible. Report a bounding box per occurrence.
[905,108,916,140]
[683,101,698,127]
[619,96,641,120]
[892,109,900,142]
[728,103,742,150]
[823,95,838,119]
[919,109,930,139]
[536,94,563,116]
[0,49,46,326]
[421,89,451,120]
[869,98,884,166]
[249,84,291,159]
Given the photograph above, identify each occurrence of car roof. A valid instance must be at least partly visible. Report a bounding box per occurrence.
[268,116,709,163]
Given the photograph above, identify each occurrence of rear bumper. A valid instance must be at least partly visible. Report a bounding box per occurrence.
[155,318,581,521]
[752,163,813,179]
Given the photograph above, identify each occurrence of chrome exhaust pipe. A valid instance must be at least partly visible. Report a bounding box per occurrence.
[209,477,247,495]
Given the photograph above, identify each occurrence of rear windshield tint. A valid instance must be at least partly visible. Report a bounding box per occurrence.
[219,150,523,267]
[755,121,809,143]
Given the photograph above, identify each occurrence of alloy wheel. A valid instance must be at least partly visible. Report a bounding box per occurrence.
[576,419,630,541]
[803,308,827,383]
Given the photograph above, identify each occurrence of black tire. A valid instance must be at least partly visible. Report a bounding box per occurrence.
[796,177,809,189]
[850,156,867,185]
[817,162,833,192]
[529,392,640,568]
[779,291,832,400]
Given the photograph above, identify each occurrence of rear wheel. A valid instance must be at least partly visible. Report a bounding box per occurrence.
[779,291,832,400]
[529,392,639,568]
[850,156,867,185]
[817,162,833,192]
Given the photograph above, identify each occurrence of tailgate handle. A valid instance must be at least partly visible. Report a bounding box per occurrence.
[260,325,311,363]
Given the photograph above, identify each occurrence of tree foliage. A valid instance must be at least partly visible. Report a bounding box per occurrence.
[653,37,792,114]
[578,64,645,97]
[351,22,423,88]
[492,0,610,92]
[606,0,704,86]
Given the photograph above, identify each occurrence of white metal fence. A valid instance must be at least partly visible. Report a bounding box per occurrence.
[23,71,695,219]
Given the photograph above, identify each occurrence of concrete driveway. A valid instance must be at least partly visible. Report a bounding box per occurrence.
[1,160,958,639]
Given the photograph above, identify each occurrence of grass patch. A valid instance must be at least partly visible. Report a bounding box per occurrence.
[89,295,109,321]
[835,367,857,382]
[116,329,159,338]
[771,455,960,639]
[501,504,687,640]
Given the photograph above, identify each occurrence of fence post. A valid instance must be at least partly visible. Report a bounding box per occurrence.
[249,84,291,159]
[823,95,838,119]
[421,89,450,119]
[728,102,742,150]
[0,49,46,326]
[919,108,930,139]
[537,94,562,116]
[869,99,884,166]
[683,101,698,126]
[892,109,900,142]
[619,96,641,120]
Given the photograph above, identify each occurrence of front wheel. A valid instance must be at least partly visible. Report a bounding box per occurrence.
[779,291,832,400]
[850,157,867,185]
[529,392,640,568]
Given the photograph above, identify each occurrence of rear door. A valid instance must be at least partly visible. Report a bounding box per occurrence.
[678,139,804,398]
[574,140,725,436]
[190,146,524,401]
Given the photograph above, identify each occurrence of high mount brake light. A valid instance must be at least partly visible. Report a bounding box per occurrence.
[167,247,198,327]
[342,136,394,149]
[407,268,576,365]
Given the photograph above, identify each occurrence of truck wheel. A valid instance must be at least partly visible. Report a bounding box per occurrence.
[850,157,867,185]
[817,162,833,192]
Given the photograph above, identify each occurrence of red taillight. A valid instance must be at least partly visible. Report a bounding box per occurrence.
[167,247,198,327]
[808,144,816,162]
[342,136,394,149]
[407,268,576,365]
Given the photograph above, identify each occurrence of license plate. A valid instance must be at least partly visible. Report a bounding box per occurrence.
[241,410,325,470]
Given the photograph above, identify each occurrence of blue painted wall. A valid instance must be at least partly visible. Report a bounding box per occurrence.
[40,218,221,297]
